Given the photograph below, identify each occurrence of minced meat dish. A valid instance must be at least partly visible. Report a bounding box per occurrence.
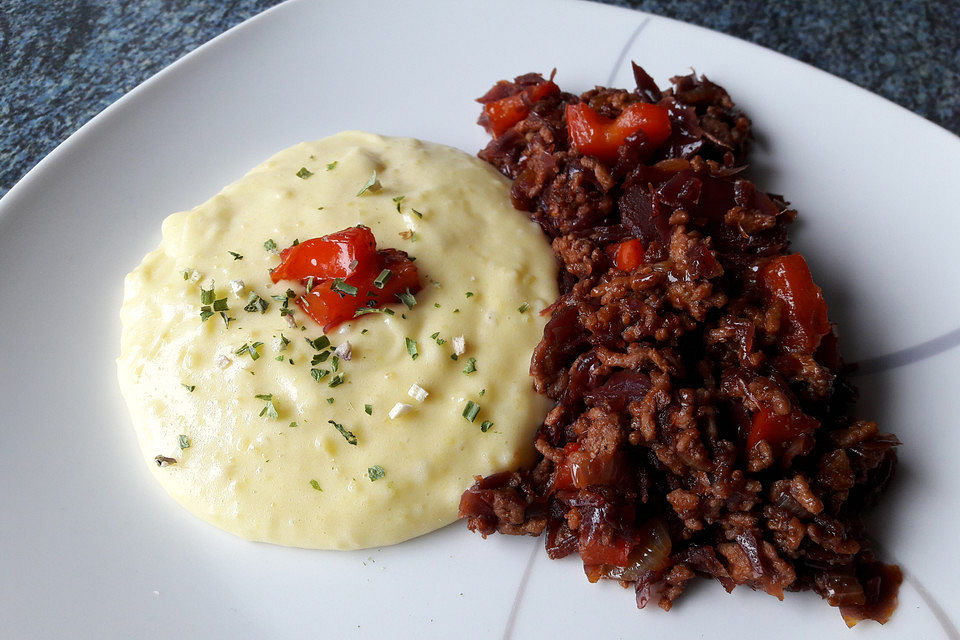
[458,64,902,626]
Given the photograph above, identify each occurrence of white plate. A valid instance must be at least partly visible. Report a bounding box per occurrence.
[1,1,958,637]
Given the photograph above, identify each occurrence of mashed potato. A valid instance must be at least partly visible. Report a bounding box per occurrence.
[117,131,558,549]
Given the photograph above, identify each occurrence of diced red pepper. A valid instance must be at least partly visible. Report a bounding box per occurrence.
[297,249,420,332]
[760,253,831,353]
[579,534,633,567]
[565,102,672,162]
[270,226,377,284]
[610,238,645,271]
[747,408,820,452]
[271,226,420,332]
[482,81,559,137]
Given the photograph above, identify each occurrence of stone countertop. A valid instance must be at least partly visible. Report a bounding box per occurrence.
[2,0,958,196]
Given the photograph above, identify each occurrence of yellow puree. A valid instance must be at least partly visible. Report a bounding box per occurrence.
[117,131,558,549]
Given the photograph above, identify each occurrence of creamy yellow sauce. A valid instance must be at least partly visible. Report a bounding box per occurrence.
[117,131,558,549]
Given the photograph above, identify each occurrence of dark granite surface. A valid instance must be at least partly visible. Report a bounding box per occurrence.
[2,0,958,198]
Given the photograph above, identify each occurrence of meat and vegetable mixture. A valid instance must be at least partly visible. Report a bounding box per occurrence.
[458,64,902,625]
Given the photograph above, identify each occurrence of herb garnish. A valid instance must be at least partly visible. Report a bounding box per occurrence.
[411,209,423,219]
[329,373,345,388]
[289,421,299,428]
[181,384,196,392]
[364,404,373,415]
[256,393,279,419]
[367,465,386,481]
[462,401,480,423]
[178,435,191,449]
[462,357,477,374]
[393,195,405,213]
[405,337,419,360]
[310,479,322,491]
[465,292,474,298]
[331,278,359,297]
[296,167,314,179]
[373,269,392,289]
[329,420,357,445]
[327,161,338,171]
[310,368,329,382]
[518,302,530,313]
[480,420,494,432]
[354,307,395,318]
[306,335,331,351]
[229,251,243,260]
[244,291,269,314]
[356,171,379,196]
[396,289,416,310]
[236,342,263,361]
[264,239,278,252]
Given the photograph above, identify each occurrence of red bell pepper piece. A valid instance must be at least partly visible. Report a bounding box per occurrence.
[610,238,645,271]
[482,81,559,137]
[565,102,672,162]
[747,409,820,452]
[760,253,831,353]
[271,226,420,332]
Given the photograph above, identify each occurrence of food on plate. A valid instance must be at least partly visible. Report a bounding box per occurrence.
[459,66,901,625]
[117,131,557,549]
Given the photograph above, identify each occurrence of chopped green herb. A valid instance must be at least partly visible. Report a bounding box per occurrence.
[311,351,330,365]
[411,209,423,219]
[453,308,460,313]
[434,302,441,309]
[244,291,269,314]
[212,297,229,312]
[310,368,329,382]
[353,307,395,318]
[462,357,477,374]
[518,302,530,313]
[329,373,345,388]
[356,171,378,196]
[178,434,191,449]
[326,161,338,171]
[264,239,278,252]
[330,355,340,371]
[405,337,419,360]
[181,384,196,392]
[183,269,191,280]
[278,333,291,350]
[200,283,215,305]
[229,251,243,260]
[236,342,262,361]
[392,195,405,213]
[296,167,314,179]
[305,276,316,292]
[220,312,234,328]
[331,278,359,297]
[326,397,335,404]
[450,354,459,361]
[309,479,322,491]
[306,335,331,351]
[289,421,299,428]
[396,289,416,310]
[199,308,214,322]
[465,292,474,298]
[480,420,494,432]
[361,329,369,335]
[329,420,357,445]
[462,400,480,423]
[373,269,393,289]
[256,394,279,419]
[367,465,386,481]
[479,388,486,397]
[364,404,373,415]
[275,355,284,361]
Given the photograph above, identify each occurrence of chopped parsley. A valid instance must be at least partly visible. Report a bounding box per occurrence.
[289,421,299,428]
[310,368,329,382]
[405,337,419,360]
[212,297,229,312]
[429,331,446,346]
[367,465,386,481]
[200,283,215,305]
[480,420,494,432]
[354,307,395,318]
[395,289,416,310]
[178,434,191,449]
[264,238,278,252]
[462,400,480,423]
[277,333,291,351]
[311,351,330,365]
[450,354,459,361]
[373,269,392,289]
[411,209,423,219]
[181,384,196,392]
[331,278,359,297]
[518,302,530,313]
[326,397,335,404]
[356,171,379,196]
[393,195,405,213]
[462,357,477,374]
[433,302,441,309]
[244,291,269,314]
[228,251,243,260]
[327,161,338,171]
[236,342,263,361]
[296,167,314,179]
[364,404,373,415]
[309,479,322,491]
[256,393,279,419]
[465,292,474,298]
[306,335,331,351]
[329,420,357,445]
[329,373,345,388]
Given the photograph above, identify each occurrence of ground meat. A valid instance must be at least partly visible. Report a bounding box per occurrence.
[459,65,901,626]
